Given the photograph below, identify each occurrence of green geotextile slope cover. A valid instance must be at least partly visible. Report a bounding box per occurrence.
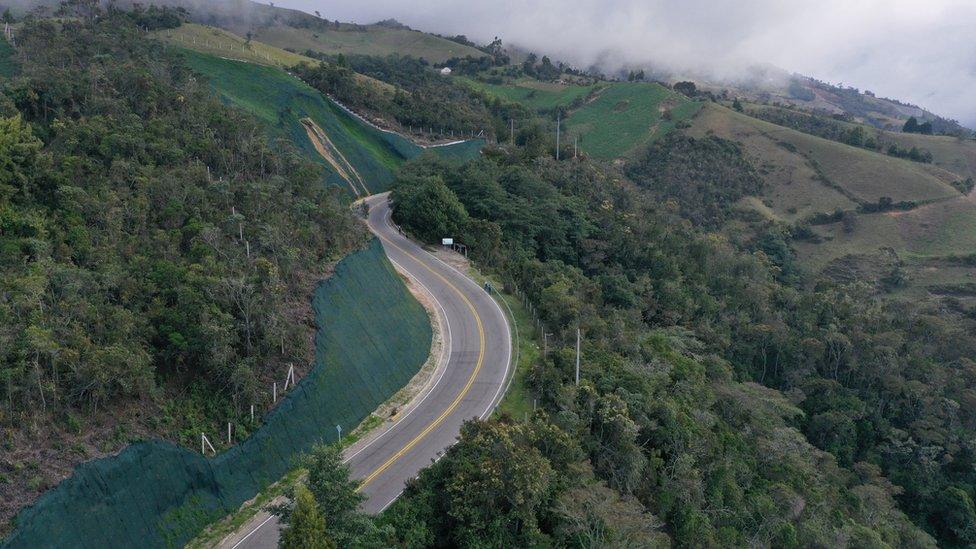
[0,36,17,78]
[178,50,482,194]
[2,238,432,549]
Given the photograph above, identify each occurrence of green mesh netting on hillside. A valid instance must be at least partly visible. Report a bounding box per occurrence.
[0,36,18,78]
[178,50,483,195]
[2,238,432,549]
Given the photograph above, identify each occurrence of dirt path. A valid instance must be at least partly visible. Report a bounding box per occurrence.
[300,118,370,196]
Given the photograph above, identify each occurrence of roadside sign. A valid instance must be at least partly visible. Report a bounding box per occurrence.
[442,238,454,246]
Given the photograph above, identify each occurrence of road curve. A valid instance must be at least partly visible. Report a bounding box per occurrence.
[225,192,512,548]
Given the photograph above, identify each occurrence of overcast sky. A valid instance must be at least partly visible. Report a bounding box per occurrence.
[276,0,976,127]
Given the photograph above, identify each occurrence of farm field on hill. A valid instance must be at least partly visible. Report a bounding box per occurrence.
[689,104,960,205]
[566,82,702,160]
[156,23,317,68]
[884,132,976,180]
[155,24,392,93]
[458,77,603,110]
[686,103,976,298]
[244,23,486,64]
[747,104,976,180]
[798,194,976,269]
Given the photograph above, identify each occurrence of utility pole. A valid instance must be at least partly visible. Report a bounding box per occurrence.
[574,135,578,159]
[510,118,515,144]
[575,327,581,385]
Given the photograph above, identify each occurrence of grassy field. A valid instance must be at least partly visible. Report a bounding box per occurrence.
[883,132,976,180]
[746,103,976,181]
[688,104,959,214]
[688,104,976,295]
[566,82,702,160]
[458,77,604,111]
[0,36,17,77]
[155,24,393,94]
[242,23,486,64]
[797,196,976,269]
[156,23,317,67]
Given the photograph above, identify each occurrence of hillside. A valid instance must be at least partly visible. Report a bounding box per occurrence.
[0,14,375,531]
[746,103,976,180]
[173,48,481,195]
[565,82,702,160]
[459,77,604,111]
[241,22,486,64]
[678,102,976,304]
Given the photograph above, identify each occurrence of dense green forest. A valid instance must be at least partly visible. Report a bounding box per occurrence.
[0,7,364,528]
[5,4,976,548]
[372,134,976,545]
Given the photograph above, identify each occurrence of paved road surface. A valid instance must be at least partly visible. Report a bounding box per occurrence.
[224,193,512,548]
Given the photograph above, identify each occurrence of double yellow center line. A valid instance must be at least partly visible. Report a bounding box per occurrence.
[357,214,486,490]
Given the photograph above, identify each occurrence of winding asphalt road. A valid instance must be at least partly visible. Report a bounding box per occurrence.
[223,192,512,548]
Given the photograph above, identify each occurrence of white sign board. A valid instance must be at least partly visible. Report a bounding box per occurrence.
[442,238,454,246]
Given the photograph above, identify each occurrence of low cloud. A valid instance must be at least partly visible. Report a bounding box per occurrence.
[279,0,976,127]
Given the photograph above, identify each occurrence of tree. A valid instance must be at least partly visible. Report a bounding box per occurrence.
[903,116,920,133]
[673,81,697,97]
[391,174,470,244]
[2,8,14,24]
[279,485,335,549]
[733,97,744,112]
[0,115,42,203]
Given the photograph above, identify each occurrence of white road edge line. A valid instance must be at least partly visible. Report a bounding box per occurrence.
[381,206,512,420]
[231,196,513,548]
[231,248,456,549]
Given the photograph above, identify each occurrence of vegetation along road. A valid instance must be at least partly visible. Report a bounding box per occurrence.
[225,193,512,547]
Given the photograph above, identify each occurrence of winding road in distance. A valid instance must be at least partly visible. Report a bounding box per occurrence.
[223,192,512,548]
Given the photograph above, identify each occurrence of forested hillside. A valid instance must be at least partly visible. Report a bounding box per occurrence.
[0,9,365,530]
[382,149,976,546]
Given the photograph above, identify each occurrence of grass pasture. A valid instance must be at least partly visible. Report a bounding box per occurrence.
[745,103,976,182]
[689,104,959,208]
[156,23,317,68]
[688,103,976,294]
[244,23,486,64]
[687,104,857,222]
[884,132,976,181]
[459,77,603,111]
[566,82,702,160]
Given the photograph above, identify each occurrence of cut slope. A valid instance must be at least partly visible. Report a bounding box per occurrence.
[178,49,483,195]
[181,49,401,193]
[3,239,432,549]
[301,118,369,197]
[566,82,702,160]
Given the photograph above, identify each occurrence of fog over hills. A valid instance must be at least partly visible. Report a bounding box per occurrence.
[276,0,976,129]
